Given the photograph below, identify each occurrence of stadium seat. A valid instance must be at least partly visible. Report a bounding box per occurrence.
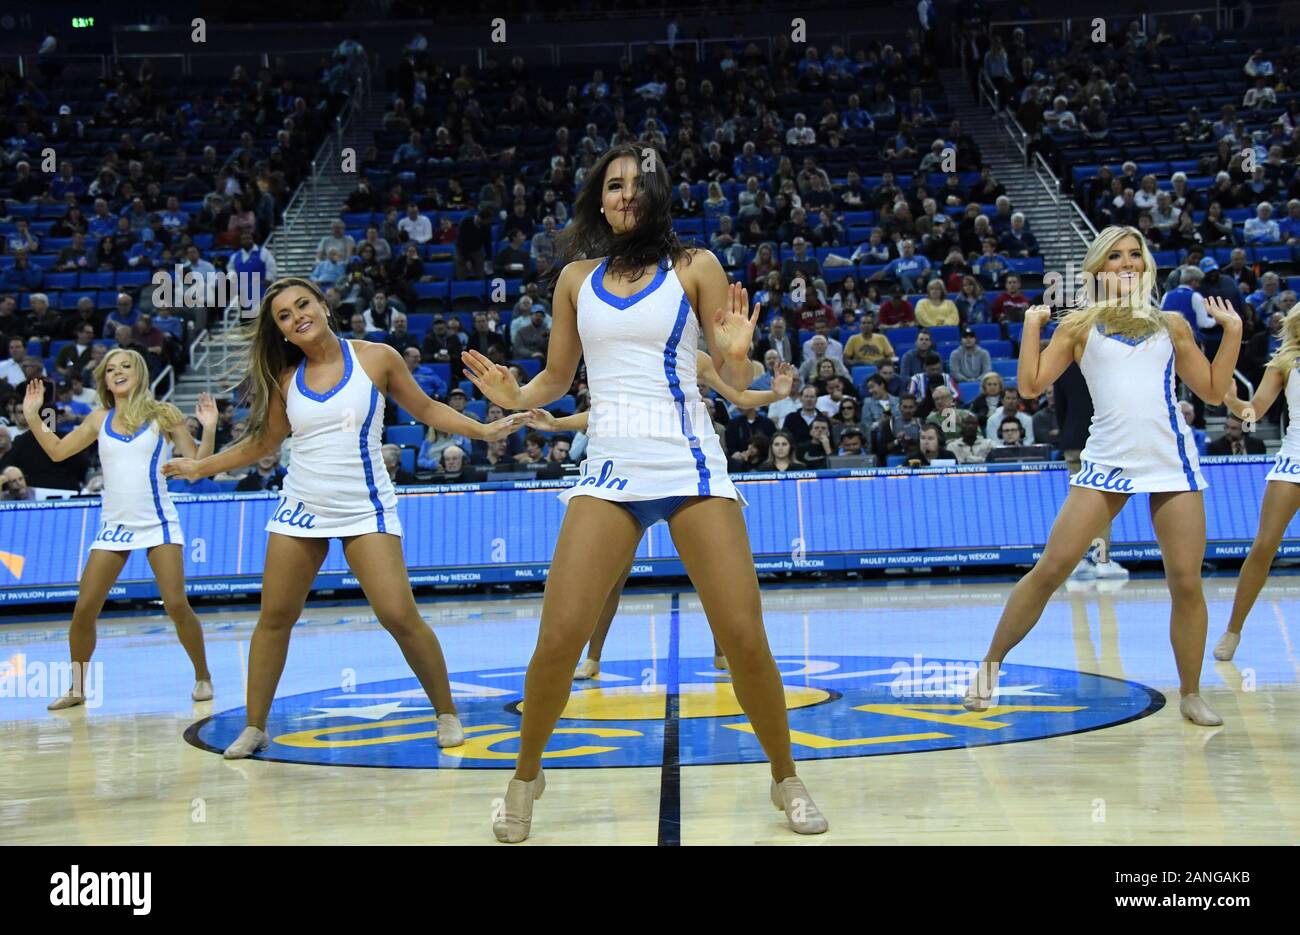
[851,365,877,386]
[386,424,425,447]
[545,394,576,415]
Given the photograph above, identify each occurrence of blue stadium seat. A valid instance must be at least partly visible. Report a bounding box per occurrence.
[386,424,425,447]
[984,340,1013,358]
[115,270,151,288]
[1252,245,1291,264]
[512,358,542,378]
[957,380,982,401]
[545,394,576,415]
[464,399,488,420]
[392,406,417,424]
[886,455,907,466]
[399,448,415,475]
[851,365,877,386]
[450,280,485,302]
[929,326,960,343]
[1006,257,1044,275]
[992,359,1018,378]
[414,281,450,301]
[45,272,78,291]
[78,271,114,289]
[971,324,1000,341]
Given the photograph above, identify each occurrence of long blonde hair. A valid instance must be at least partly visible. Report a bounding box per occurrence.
[94,348,183,435]
[1265,301,1300,373]
[238,276,337,442]
[1063,225,1168,341]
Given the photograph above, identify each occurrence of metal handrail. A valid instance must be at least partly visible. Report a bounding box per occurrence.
[192,61,370,397]
[151,364,174,402]
[975,68,1099,255]
[188,327,209,376]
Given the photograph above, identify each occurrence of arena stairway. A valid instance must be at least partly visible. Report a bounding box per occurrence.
[170,70,379,414]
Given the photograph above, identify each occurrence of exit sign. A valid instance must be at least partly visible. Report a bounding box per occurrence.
[71,17,95,28]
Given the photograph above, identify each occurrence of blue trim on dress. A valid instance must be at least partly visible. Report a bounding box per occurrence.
[295,335,353,402]
[358,384,386,532]
[1163,351,1199,490]
[147,430,172,544]
[591,257,669,309]
[664,293,710,495]
[103,408,150,443]
[1095,323,1153,347]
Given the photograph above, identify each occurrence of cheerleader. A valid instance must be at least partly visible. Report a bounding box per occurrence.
[164,277,524,758]
[963,226,1241,726]
[1214,301,1300,660]
[21,351,217,709]
[526,355,798,678]
[464,143,827,842]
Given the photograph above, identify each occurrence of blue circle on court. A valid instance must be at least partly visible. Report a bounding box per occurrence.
[185,655,1164,768]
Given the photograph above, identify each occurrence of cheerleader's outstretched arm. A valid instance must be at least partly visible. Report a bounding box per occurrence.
[1170,298,1243,403]
[20,381,104,461]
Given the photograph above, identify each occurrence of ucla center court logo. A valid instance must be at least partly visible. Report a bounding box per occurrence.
[187,655,1162,767]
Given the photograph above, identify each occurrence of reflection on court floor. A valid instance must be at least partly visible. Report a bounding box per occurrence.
[3,576,1299,845]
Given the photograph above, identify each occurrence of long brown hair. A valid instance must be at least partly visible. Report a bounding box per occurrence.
[236,276,337,442]
[552,142,693,285]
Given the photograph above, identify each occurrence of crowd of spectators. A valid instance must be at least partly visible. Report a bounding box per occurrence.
[3,15,1285,496]
[0,35,361,494]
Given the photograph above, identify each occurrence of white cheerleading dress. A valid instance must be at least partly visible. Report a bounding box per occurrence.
[1265,365,1300,483]
[267,336,401,538]
[90,410,184,551]
[1070,324,1207,494]
[557,257,746,508]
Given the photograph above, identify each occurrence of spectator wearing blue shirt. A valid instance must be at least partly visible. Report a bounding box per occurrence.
[126,228,162,269]
[732,142,767,179]
[840,94,874,131]
[870,238,932,291]
[88,199,119,240]
[159,196,190,234]
[1244,49,1274,78]
[151,303,186,342]
[0,251,45,292]
[1160,266,1216,341]
[403,346,447,399]
[1243,203,1281,244]
[311,247,348,289]
[6,219,39,254]
[1280,200,1300,243]
[102,293,140,339]
[1245,272,1286,322]
[48,163,85,202]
